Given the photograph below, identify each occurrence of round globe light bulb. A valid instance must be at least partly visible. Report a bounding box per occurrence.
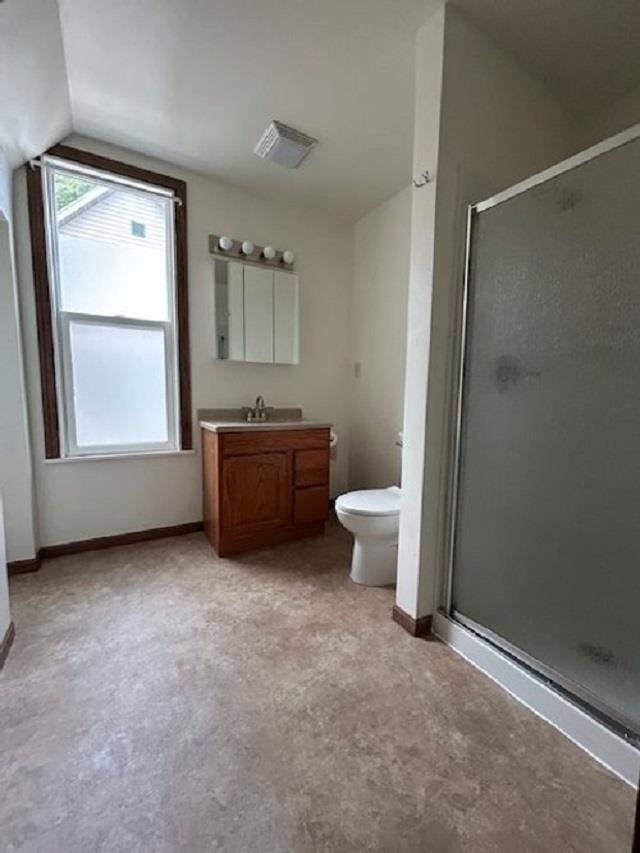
[262,245,276,260]
[282,249,295,265]
[218,235,233,251]
[241,241,255,255]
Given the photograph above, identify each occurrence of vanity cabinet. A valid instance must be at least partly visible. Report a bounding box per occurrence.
[202,427,330,556]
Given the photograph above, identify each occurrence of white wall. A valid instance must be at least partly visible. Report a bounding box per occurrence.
[0,152,38,565]
[0,156,18,631]
[396,6,446,619]
[0,0,72,563]
[349,186,411,490]
[397,4,577,618]
[0,499,11,638]
[15,135,352,547]
[0,0,71,168]
[575,85,640,150]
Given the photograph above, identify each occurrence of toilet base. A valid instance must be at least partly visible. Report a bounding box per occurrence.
[350,538,398,586]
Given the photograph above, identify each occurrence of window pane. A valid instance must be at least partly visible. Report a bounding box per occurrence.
[53,170,170,321]
[68,320,170,449]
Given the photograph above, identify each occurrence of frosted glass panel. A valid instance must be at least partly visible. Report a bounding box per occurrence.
[68,320,169,449]
[53,170,170,321]
[452,138,640,735]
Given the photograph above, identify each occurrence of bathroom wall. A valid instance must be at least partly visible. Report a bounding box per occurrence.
[0,156,16,633]
[14,135,352,547]
[397,4,577,618]
[395,5,446,619]
[349,186,411,490]
[574,85,640,150]
[0,498,11,642]
[0,156,38,563]
[0,0,72,562]
[0,0,72,169]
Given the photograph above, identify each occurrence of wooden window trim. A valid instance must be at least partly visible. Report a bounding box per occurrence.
[26,143,192,457]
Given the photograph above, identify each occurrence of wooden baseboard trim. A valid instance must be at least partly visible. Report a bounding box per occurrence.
[6,523,204,573]
[392,604,433,638]
[38,521,204,560]
[0,621,15,670]
[7,557,42,577]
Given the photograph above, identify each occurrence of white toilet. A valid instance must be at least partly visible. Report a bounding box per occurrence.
[335,486,401,586]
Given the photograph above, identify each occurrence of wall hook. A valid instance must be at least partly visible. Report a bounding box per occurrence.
[413,170,432,188]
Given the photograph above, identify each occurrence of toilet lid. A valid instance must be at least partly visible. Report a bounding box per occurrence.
[336,487,401,517]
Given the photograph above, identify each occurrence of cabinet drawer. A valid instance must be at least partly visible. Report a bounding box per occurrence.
[294,486,330,525]
[294,449,329,487]
[222,428,329,456]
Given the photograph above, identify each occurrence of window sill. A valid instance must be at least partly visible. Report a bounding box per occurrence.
[43,449,197,464]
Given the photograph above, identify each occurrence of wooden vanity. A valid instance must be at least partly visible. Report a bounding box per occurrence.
[201,419,332,556]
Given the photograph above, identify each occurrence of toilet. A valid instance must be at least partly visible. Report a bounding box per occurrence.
[335,486,401,586]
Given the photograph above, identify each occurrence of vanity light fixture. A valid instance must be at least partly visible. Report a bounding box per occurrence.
[209,234,296,270]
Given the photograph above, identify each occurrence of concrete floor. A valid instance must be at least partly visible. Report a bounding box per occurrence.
[1,521,635,852]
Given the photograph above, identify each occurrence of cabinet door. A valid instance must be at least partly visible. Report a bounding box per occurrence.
[222,452,290,536]
[227,262,245,360]
[274,271,299,364]
[213,260,245,360]
[244,266,274,363]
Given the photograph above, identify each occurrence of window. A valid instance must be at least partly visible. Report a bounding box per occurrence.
[27,145,191,458]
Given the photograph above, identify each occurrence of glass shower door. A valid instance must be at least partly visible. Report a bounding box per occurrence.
[450,135,640,737]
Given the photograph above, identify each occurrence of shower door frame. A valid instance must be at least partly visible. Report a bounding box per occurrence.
[443,121,640,742]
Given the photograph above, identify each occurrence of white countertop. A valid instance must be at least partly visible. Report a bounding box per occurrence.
[199,419,333,433]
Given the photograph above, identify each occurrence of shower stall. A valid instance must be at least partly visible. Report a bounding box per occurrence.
[446,128,640,744]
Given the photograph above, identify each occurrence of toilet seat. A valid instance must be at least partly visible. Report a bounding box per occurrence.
[335,486,400,517]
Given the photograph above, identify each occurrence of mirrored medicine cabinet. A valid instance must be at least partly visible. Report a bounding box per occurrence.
[213,260,299,365]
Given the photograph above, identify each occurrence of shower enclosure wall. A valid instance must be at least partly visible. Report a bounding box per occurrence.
[446,128,640,743]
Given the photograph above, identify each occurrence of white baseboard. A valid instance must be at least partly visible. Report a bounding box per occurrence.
[432,612,639,788]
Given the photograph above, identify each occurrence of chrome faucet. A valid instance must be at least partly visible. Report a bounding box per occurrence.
[247,395,267,422]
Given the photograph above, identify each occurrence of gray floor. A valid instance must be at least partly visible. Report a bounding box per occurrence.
[1,521,635,852]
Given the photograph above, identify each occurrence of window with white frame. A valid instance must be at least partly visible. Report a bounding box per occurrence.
[37,154,185,457]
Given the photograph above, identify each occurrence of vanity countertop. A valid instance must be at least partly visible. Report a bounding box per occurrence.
[200,419,333,434]
[198,406,332,434]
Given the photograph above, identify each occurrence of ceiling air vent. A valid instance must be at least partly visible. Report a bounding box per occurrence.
[253,120,318,169]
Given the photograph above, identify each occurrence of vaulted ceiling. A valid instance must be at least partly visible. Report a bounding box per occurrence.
[5,0,640,221]
[455,0,640,117]
[0,0,71,170]
[57,0,431,221]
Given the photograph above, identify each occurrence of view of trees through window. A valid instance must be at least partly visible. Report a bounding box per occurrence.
[54,173,93,211]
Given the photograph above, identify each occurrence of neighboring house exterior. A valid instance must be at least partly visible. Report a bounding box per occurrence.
[57,186,169,320]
